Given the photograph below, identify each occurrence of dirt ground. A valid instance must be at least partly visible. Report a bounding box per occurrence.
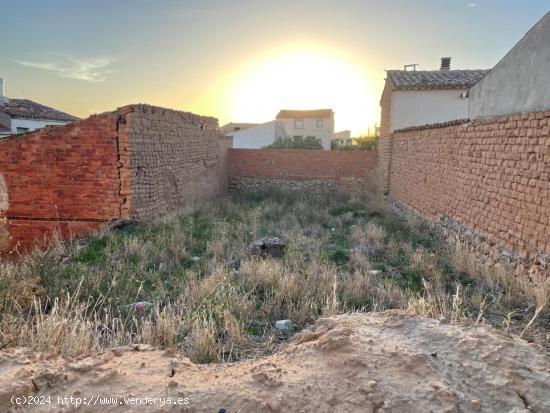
[1,310,549,413]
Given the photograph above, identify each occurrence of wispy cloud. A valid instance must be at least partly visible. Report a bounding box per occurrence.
[468,3,477,7]
[15,54,114,83]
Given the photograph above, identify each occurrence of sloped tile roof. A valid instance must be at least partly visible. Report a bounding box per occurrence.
[276,109,333,119]
[0,99,78,122]
[387,69,490,90]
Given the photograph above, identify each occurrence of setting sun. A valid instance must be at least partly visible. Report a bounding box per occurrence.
[210,44,377,136]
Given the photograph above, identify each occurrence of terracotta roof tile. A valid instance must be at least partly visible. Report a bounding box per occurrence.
[387,70,490,90]
[0,99,78,122]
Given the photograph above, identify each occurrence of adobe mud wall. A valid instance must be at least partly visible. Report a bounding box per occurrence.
[379,111,550,274]
[228,149,377,191]
[119,105,231,221]
[0,105,230,254]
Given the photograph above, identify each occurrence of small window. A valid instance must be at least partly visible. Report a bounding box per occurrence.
[316,119,324,128]
[294,119,303,129]
[234,127,241,131]
[16,127,29,134]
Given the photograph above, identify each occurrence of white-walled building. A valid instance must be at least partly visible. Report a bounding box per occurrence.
[380,60,489,136]
[227,120,287,149]
[334,130,351,140]
[220,122,259,136]
[0,78,77,137]
[333,130,352,145]
[275,109,334,150]
[222,109,336,150]
[469,11,550,119]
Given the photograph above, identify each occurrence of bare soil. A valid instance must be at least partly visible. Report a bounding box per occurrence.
[1,310,549,413]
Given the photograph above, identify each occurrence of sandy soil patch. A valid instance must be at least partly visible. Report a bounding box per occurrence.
[1,310,549,412]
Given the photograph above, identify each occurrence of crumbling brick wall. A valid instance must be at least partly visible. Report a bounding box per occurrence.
[119,105,231,221]
[377,134,393,194]
[0,113,123,254]
[380,111,550,272]
[0,173,10,251]
[0,104,230,254]
[379,81,393,138]
[228,148,377,191]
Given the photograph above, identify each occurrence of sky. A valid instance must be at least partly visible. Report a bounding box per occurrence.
[1,0,549,135]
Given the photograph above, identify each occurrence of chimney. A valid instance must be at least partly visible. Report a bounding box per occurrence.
[440,57,451,71]
[0,78,7,104]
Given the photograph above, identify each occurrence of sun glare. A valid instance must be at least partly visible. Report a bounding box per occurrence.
[225,47,376,136]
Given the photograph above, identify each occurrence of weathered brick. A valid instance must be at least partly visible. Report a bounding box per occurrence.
[0,104,231,254]
[379,111,550,273]
[228,149,377,191]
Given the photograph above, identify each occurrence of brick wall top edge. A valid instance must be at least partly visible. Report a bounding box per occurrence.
[0,111,117,145]
[394,119,470,134]
[228,148,376,155]
[118,104,219,127]
[0,104,222,148]
[393,109,550,135]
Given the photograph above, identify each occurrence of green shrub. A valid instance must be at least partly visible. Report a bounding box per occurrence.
[266,136,323,150]
[332,136,378,151]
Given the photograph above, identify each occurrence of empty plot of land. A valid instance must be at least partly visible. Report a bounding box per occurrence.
[1,187,549,412]
[1,187,549,360]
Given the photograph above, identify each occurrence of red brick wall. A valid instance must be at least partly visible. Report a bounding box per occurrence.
[377,134,393,194]
[380,80,393,138]
[0,113,125,254]
[0,105,231,255]
[228,149,377,189]
[380,111,550,264]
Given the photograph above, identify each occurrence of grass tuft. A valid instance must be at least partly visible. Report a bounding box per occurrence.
[1,179,548,359]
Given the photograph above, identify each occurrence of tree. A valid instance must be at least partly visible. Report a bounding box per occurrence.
[331,135,378,151]
[352,136,378,150]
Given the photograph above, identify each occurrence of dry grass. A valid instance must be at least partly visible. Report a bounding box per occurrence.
[1,182,549,360]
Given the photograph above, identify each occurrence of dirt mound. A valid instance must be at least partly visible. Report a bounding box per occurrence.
[1,311,549,412]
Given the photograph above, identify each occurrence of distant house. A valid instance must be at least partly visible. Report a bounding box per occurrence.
[0,78,77,137]
[220,122,259,136]
[380,59,489,136]
[333,130,352,145]
[275,109,334,150]
[226,120,287,149]
[469,11,550,119]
